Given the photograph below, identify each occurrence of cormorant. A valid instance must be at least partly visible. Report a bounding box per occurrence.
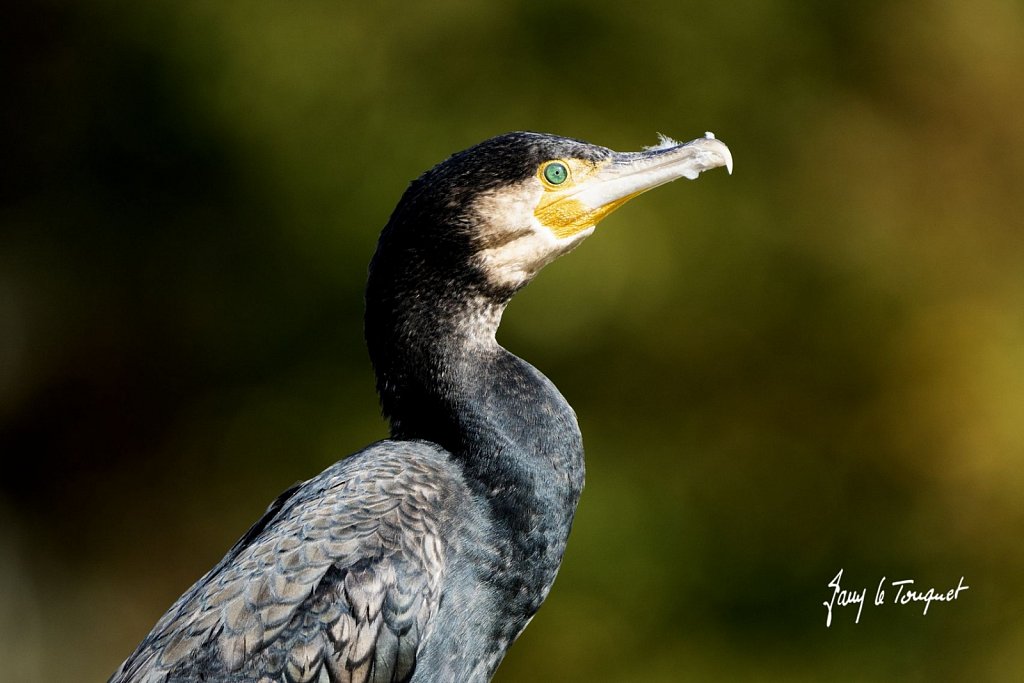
[110,131,732,683]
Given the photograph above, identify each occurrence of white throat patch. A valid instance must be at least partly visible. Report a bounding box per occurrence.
[471,180,594,291]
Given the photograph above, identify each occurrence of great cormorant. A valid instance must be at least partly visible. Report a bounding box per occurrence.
[110,131,732,682]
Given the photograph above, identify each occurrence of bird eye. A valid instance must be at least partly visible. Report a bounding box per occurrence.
[542,162,569,186]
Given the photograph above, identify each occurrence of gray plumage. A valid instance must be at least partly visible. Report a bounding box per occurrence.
[112,441,508,682]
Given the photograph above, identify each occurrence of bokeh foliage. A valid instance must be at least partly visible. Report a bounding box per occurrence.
[2,1,1023,680]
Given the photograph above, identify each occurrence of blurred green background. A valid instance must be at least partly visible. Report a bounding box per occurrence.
[2,0,1023,680]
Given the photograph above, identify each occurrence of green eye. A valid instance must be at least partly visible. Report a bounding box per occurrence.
[543,162,568,185]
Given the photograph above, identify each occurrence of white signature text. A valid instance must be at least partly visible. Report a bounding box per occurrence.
[824,568,969,627]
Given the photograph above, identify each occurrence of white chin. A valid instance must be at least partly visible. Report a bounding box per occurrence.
[477,223,594,291]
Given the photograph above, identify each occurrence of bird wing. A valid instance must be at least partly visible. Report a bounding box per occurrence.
[110,441,458,683]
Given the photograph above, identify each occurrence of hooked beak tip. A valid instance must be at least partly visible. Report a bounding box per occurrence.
[696,132,733,176]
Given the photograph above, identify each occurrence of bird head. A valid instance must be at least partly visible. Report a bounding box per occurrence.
[376,132,732,299]
[370,130,732,324]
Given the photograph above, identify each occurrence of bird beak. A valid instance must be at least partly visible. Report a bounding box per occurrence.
[536,134,733,238]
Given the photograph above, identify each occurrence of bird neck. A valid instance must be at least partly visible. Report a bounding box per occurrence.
[366,279,504,440]
[364,272,585,529]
